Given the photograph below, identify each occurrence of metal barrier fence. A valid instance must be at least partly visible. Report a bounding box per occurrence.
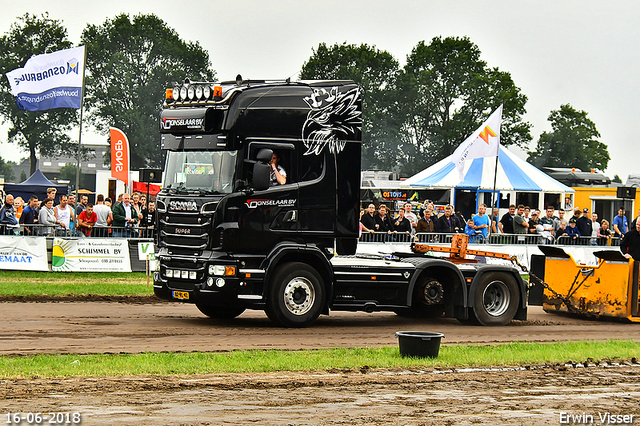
[360,231,622,246]
[555,235,621,246]
[3,223,156,239]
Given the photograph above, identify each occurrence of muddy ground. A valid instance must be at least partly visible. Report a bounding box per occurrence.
[2,300,639,425]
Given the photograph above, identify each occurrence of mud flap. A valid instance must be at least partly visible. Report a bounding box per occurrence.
[528,254,545,306]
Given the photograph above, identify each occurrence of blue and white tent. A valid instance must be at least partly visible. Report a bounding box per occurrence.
[403,146,574,193]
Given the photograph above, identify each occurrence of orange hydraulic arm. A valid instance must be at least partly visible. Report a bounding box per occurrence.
[412,234,512,264]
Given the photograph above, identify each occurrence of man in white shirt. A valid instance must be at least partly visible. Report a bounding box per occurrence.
[53,194,75,236]
[403,203,418,230]
[269,152,287,186]
[591,212,601,245]
[92,194,113,238]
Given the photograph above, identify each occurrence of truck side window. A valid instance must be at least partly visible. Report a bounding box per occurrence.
[299,152,324,182]
[246,142,296,187]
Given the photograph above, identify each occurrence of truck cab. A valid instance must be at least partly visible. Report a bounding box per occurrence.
[154,79,363,325]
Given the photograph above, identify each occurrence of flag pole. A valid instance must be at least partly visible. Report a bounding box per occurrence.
[491,147,499,209]
[74,46,87,200]
[490,105,503,211]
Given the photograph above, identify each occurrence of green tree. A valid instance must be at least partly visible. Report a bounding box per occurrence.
[613,174,622,183]
[58,163,91,190]
[396,36,532,175]
[81,14,215,170]
[0,13,79,174]
[300,42,401,170]
[0,157,15,182]
[528,104,609,172]
[19,169,26,182]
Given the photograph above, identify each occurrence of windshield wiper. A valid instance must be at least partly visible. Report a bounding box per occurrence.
[189,189,221,196]
[166,183,189,195]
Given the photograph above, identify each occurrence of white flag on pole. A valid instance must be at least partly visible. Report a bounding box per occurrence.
[5,46,85,111]
[450,104,502,180]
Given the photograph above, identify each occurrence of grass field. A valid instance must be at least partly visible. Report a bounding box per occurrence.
[0,340,637,379]
[0,271,152,296]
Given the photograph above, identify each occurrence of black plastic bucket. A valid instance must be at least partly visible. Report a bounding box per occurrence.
[395,331,444,358]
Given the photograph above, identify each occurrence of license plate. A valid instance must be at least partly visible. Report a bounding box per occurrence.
[172,291,190,300]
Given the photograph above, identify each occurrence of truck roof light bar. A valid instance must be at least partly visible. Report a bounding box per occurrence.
[165,83,227,107]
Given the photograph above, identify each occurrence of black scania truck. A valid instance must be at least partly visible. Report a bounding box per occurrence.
[153,77,527,327]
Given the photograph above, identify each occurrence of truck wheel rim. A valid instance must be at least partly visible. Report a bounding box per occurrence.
[283,277,315,315]
[482,280,510,317]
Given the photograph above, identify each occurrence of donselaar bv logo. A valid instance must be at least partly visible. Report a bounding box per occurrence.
[245,199,296,209]
[52,238,72,271]
[67,57,80,75]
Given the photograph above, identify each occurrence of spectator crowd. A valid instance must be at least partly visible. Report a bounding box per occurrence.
[360,200,638,246]
[0,188,156,238]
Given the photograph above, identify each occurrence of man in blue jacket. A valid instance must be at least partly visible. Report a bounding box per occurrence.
[0,194,18,235]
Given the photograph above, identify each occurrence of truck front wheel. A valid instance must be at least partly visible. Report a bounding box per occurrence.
[266,262,325,327]
[472,272,519,326]
[196,303,246,319]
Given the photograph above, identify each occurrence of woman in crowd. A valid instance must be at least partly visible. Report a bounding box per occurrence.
[14,197,24,221]
[598,219,612,246]
[39,197,57,236]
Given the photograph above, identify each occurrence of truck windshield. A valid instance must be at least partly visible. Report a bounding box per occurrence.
[163,150,237,194]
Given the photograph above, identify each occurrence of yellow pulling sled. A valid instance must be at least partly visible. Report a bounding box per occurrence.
[529,246,640,322]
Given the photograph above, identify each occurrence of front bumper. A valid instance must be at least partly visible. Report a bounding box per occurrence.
[153,251,266,307]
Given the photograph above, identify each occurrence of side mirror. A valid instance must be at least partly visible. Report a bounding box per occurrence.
[252,148,273,191]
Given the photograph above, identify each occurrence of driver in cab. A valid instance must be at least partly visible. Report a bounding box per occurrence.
[270,152,287,185]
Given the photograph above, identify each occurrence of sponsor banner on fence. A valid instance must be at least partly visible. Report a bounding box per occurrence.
[0,236,48,271]
[52,238,131,272]
[138,241,157,271]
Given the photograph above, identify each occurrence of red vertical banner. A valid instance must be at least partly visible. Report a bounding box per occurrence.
[110,127,130,187]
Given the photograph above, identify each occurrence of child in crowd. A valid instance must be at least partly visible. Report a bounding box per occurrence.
[565,218,581,244]
[465,218,482,243]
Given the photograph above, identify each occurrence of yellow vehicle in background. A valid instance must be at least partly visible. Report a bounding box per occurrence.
[529,246,640,322]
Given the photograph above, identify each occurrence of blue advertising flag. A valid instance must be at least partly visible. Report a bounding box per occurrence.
[5,46,85,111]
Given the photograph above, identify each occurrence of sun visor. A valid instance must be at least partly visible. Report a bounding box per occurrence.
[160,108,225,134]
[161,134,225,150]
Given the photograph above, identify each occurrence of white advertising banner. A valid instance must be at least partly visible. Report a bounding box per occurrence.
[0,236,48,271]
[52,238,131,272]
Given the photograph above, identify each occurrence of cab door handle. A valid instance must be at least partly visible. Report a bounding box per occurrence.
[284,210,297,222]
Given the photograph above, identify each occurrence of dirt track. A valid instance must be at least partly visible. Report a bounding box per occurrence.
[2,301,640,355]
[2,301,640,425]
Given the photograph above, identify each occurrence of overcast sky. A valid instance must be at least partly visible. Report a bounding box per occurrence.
[1,0,638,180]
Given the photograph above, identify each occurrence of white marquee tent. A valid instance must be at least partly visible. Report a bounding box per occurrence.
[403,146,574,194]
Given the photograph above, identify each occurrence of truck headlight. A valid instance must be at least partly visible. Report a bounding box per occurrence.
[210,265,225,276]
[209,265,236,276]
[215,278,226,287]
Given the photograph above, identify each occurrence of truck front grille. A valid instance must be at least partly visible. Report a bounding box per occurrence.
[159,213,211,254]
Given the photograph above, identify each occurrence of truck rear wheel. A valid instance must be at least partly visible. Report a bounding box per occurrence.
[395,276,445,318]
[472,272,519,326]
[196,303,246,319]
[266,262,325,327]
